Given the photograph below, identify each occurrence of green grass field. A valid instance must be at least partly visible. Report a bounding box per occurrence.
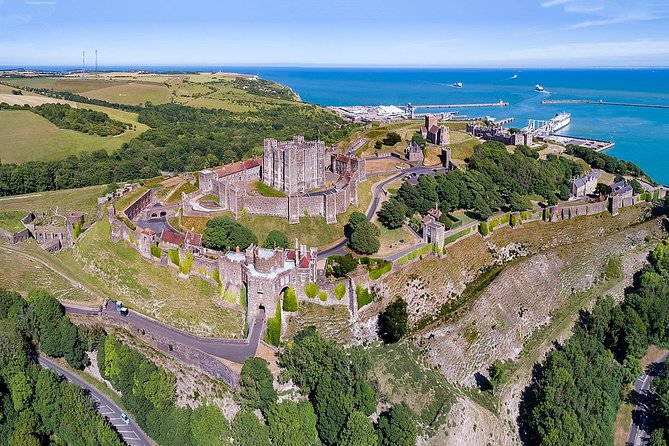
[57,218,243,337]
[0,185,105,222]
[251,181,287,198]
[0,106,147,163]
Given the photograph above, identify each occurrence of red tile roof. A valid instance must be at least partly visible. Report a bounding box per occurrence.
[286,249,296,261]
[333,154,350,163]
[160,229,185,246]
[298,252,312,268]
[213,158,261,178]
[185,231,202,246]
[142,228,156,236]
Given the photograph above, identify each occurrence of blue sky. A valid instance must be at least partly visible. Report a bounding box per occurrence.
[1,0,669,67]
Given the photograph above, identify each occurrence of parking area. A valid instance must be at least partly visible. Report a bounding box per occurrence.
[92,395,145,445]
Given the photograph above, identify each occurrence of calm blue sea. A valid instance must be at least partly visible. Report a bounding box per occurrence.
[10,66,669,184]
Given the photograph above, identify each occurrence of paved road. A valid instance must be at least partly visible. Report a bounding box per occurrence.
[320,167,417,258]
[38,355,152,446]
[66,302,265,365]
[628,352,669,445]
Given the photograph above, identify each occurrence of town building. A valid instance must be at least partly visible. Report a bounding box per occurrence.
[405,141,424,163]
[571,172,599,198]
[262,136,326,195]
[199,158,261,194]
[611,180,634,198]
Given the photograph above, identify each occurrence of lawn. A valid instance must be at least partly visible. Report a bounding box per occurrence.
[0,210,26,233]
[251,181,287,198]
[0,185,105,222]
[58,218,243,337]
[449,131,480,161]
[0,107,146,163]
[376,224,419,258]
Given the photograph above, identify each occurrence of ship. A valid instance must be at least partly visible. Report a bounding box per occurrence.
[452,82,463,88]
[548,112,570,131]
[535,84,546,92]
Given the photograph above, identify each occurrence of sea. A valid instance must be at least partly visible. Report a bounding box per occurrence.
[10,66,669,184]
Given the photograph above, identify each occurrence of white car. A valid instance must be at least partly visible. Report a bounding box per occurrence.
[120,412,130,425]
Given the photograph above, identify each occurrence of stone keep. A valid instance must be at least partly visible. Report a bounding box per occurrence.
[262,136,325,195]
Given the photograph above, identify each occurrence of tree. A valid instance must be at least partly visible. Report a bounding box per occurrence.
[378,298,408,344]
[345,211,368,238]
[377,403,418,446]
[191,405,231,446]
[331,254,358,278]
[59,318,88,369]
[314,371,354,445]
[630,178,644,195]
[267,400,319,446]
[489,359,508,389]
[377,198,408,229]
[240,357,277,416]
[143,370,176,411]
[9,371,33,412]
[382,132,402,146]
[374,141,382,150]
[263,230,289,249]
[411,133,426,149]
[349,221,380,255]
[339,411,376,446]
[232,411,270,446]
[595,183,612,197]
[202,216,258,251]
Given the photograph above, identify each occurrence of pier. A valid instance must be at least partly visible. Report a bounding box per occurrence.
[542,99,669,110]
[408,100,509,110]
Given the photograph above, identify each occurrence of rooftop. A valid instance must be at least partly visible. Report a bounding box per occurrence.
[213,158,261,178]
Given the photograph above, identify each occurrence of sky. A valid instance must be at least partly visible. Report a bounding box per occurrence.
[1,0,669,67]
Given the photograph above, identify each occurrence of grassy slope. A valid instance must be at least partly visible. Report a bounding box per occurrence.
[0,185,105,222]
[57,218,242,337]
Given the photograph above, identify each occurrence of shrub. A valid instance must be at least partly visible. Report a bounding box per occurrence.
[151,245,162,258]
[318,291,327,302]
[283,287,298,312]
[179,253,194,275]
[334,283,346,300]
[444,228,470,246]
[479,221,490,236]
[368,260,392,280]
[305,282,319,299]
[356,285,373,309]
[169,248,180,266]
[265,302,282,346]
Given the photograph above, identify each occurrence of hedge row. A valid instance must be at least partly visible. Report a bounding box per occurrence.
[397,243,437,265]
[355,285,373,309]
[443,228,471,246]
[368,260,392,280]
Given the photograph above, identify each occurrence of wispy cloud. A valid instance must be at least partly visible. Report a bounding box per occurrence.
[540,0,574,7]
[498,39,669,61]
[24,1,56,4]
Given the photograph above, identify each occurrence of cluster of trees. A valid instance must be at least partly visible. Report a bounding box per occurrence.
[378,141,583,225]
[0,99,350,196]
[263,229,289,249]
[98,332,238,446]
[650,358,669,445]
[378,298,409,344]
[520,238,669,445]
[382,132,402,146]
[0,288,124,445]
[30,103,130,136]
[239,326,416,446]
[202,216,258,252]
[346,211,380,255]
[566,144,646,178]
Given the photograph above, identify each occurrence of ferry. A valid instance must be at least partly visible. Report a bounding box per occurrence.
[452,82,463,88]
[535,84,546,92]
[549,112,570,131]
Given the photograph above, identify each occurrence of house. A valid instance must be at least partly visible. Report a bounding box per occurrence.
[405,141,424,163]
[571,172,599,198]
[611,180,633,198]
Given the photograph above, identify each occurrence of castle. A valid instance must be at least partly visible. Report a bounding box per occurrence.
[189,136,365,224]
[262,136,326,195]
[467,122,533,146]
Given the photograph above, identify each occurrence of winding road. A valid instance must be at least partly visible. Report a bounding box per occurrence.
[38,355,152,446]
[66,302,266,365]
[628,352,669,445]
